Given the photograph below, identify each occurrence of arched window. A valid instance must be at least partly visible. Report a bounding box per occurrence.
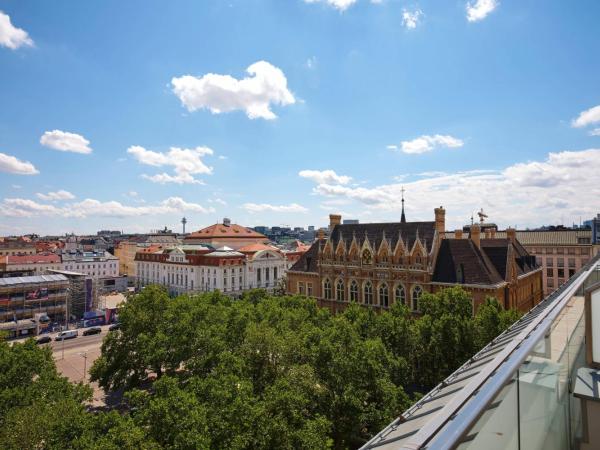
[336,279,345,302]
[412,285,423,311]
[349,280,358,302]
[379,283,389,307]
[324,279,332,300]
[395,285,406,305]
[364,281,373,305]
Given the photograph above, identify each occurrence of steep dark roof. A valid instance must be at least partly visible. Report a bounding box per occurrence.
[289,239,320,273]
[481,238,538,277]
[433,239,504,285]
[328,221,436,253]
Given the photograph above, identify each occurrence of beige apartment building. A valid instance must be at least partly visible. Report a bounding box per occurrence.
[492,229,598,295]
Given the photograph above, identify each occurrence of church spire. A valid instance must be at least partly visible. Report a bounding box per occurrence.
[401,186,406,224]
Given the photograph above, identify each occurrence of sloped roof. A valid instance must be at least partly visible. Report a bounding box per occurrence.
[186,223,266,240]
[7,253,61,265]
[237,243,281,254]
[289,239,320,273]
[445,229,592,246]
[328,221,437,253]
[433,239,504,285]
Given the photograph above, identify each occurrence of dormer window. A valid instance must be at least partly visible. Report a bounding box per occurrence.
[362,249,372,265]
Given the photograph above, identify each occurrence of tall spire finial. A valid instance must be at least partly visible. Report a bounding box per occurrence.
[400,186,406,224]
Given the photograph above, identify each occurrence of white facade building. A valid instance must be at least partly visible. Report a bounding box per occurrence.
[135,244,287,296]
[61,250,119,279]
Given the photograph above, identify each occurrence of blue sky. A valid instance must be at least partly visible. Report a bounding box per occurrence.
[1,0,599,235]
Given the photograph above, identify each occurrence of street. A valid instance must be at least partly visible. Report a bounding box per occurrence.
[37,325,113,407]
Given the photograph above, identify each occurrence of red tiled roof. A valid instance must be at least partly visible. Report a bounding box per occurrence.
[237,243,280,254]
[7,253,61,264]
[186,223,266,240]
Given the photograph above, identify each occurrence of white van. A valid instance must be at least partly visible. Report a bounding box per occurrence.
[54,330,78,341]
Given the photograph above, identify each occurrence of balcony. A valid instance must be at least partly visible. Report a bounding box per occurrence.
[362,253,600,450]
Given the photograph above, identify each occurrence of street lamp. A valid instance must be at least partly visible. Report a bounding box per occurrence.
[78,351,88,382]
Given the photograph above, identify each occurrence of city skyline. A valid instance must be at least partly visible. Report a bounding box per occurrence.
[1,0,600,235]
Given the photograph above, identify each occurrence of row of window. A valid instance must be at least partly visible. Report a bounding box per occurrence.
[321,279,422,310]
[530,246,590,255]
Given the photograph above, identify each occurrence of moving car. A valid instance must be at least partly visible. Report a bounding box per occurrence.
[82,326,102,336]
[54,330,78,341]
[108,323,121,331]
[35,335,52,345]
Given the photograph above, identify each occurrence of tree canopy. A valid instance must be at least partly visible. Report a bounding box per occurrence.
[0,286,521,449]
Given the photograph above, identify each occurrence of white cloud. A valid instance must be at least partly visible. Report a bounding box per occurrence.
[36,190,75,201]
[571,105,600,128]
[0,196,214,219]
[304,0,358,11]
[302,148,600,228]
[398,134,464,154]
[0,152,39,175]
[299,169,352,185]
[590,128,600,136]
[128,145,213,184]
[171,61,295,120]
[40,130,92,154]
[402,8,423,29]
[1,198,62,217]
[0,11,33,49]
[386,144,398,151]
[243,203,309,213]
[213,198,227,206]
[306,56,318,69]
[466,0,498,22]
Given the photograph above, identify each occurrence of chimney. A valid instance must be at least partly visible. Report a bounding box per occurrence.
[484,229,491,239]
[454,229,463,239]
[329,214,342,230]
[317,228,325,240]
[434,206,446,236]
[506,227,516,243]
[470,224,481,249]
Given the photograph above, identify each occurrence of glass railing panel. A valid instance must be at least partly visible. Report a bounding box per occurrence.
[455,373,519,450]
[518,288,587,450]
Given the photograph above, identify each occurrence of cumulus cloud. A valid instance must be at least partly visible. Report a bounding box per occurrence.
[0,152,39,175]
[171,61,295,120]
[40,130,92,154]
[398,134,464,154]
[571,105,600,128]
[402,8,423,29]
[466,0,498,22]
[304,0,358,11]
[302,148,600,228]
[590,128,600,137]
[36,190,75,201]
[243,203,309,213]
[128,145,213,184]
[299,169,352,185]
[0,196,214,219]
[0,11,33,49]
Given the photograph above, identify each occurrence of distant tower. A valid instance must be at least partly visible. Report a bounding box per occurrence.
[400,186,406,224]
[181,217,187,234]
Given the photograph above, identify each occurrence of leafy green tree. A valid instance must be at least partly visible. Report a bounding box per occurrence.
[90,285,172,390]
[474,297,522,349]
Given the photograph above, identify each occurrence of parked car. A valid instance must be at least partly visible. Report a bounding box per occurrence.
[54,330,78,341]
[108,323,121,331]
[35,335,52,345]
[82,326,102,336]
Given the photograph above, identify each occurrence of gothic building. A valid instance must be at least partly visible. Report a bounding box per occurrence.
[286,206,543,314]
